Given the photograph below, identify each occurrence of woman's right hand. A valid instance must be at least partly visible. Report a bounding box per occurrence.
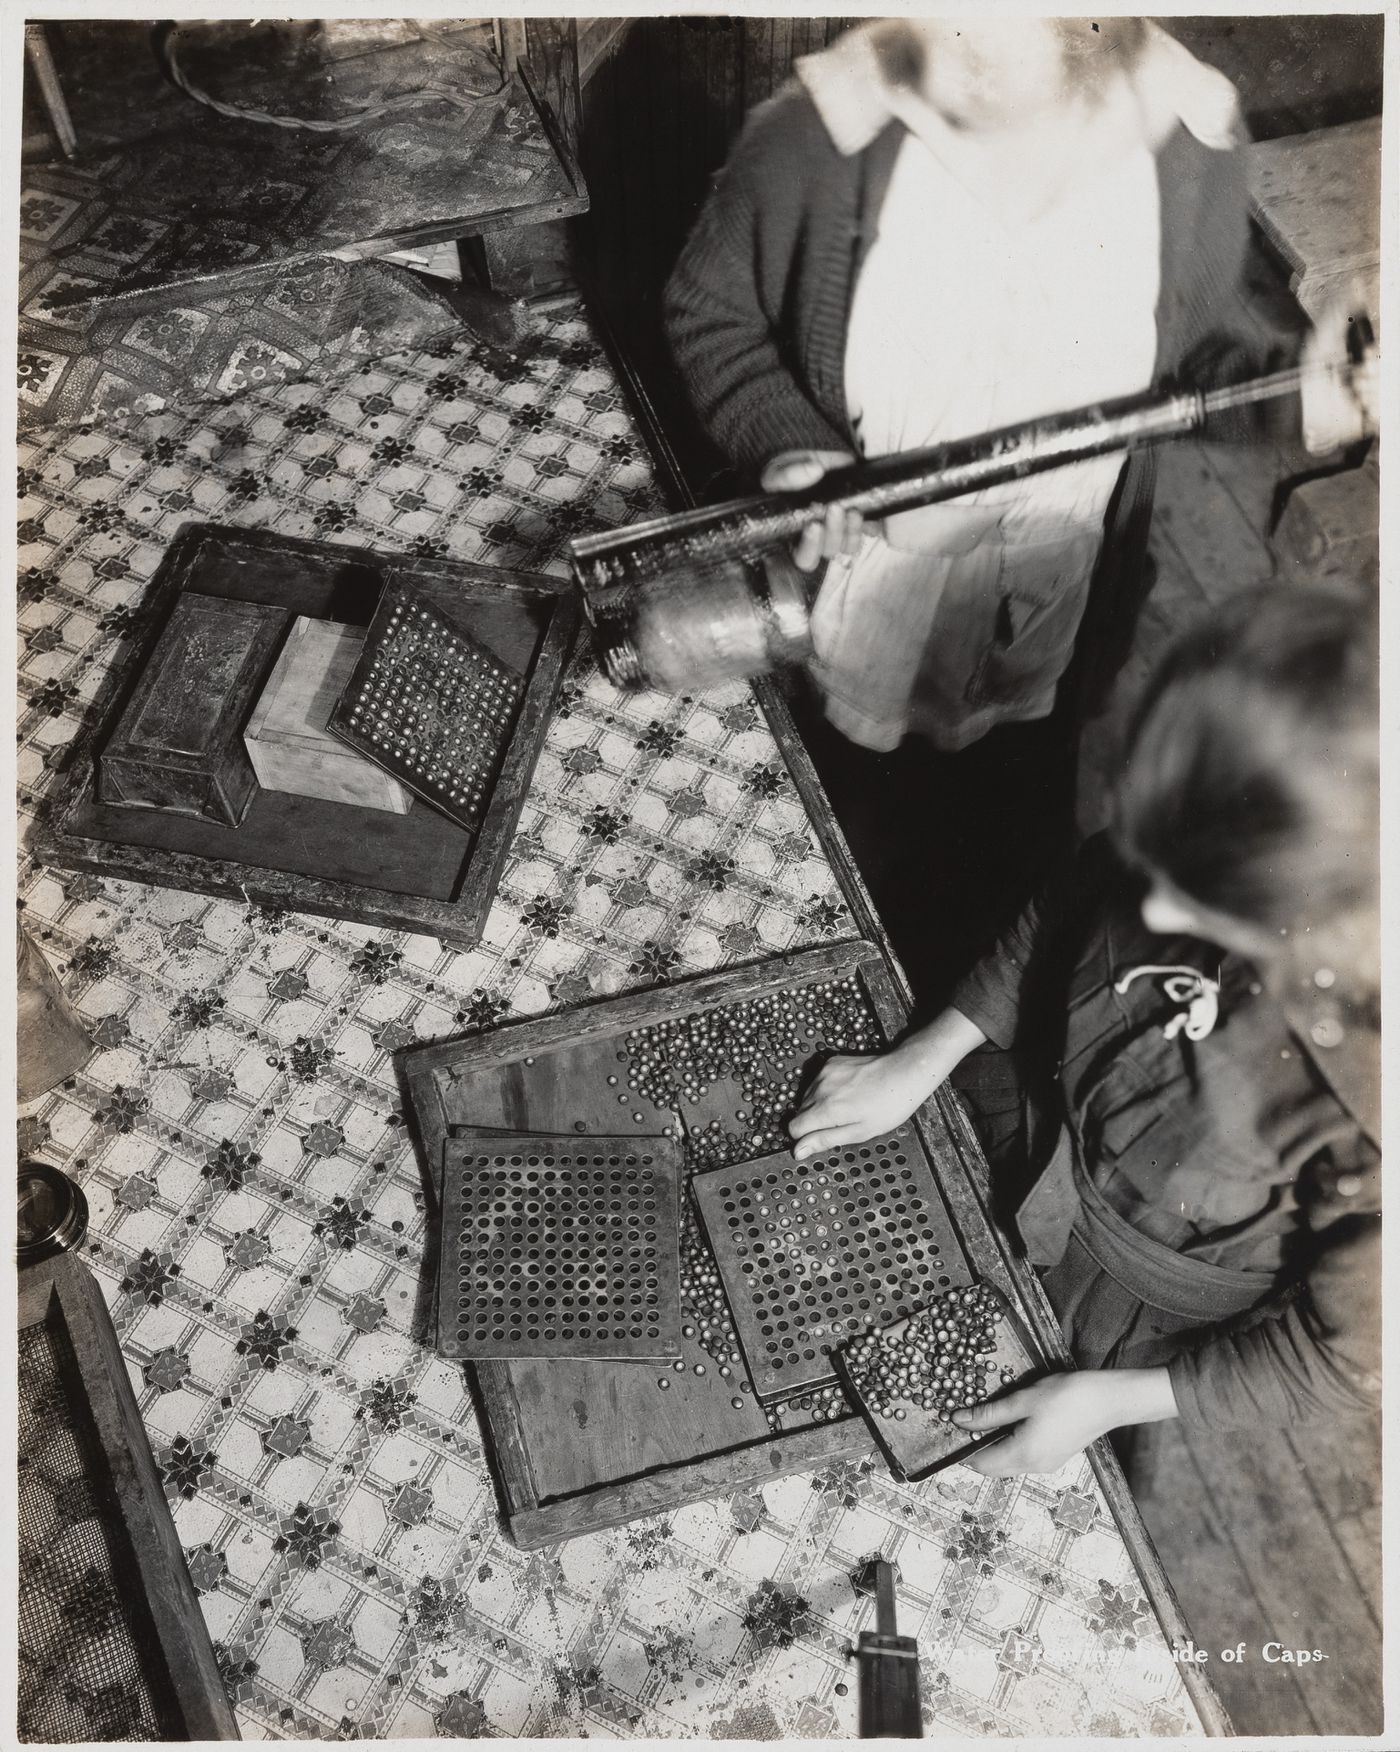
[787,1006,989,1161]
[761,449,863,572]
[788,1044,939,1161]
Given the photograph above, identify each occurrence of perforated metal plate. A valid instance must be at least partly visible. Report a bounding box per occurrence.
[18,1318,166,1741]
[328,578,525,830]
[691,1132,973,1402]
[438,1132,683,1360]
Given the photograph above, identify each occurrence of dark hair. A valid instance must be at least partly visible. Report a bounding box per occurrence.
[870,17,1150,99]
[1115,585,1378,935]
[871,19,927,92]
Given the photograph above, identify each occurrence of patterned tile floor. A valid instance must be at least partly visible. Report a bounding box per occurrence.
[16,312,1202,1738]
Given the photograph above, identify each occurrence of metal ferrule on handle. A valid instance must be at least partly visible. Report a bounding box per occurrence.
[569,384,1206,598]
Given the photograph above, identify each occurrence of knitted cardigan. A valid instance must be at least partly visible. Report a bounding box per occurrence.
[665,80,1281,473]
[664,83,1295,713]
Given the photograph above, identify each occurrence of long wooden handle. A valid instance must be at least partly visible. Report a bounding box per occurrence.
[569,361,1337,602]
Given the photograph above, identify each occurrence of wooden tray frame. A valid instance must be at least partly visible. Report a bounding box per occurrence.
[17,1251,241,1740]
[31,523,579,949]
[400,937,1045,1548]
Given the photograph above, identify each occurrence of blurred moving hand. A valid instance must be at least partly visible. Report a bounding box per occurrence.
[761,449,863,572]
[1301,299,1379,454]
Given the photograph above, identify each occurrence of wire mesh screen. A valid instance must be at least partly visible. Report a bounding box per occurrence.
[438,1133,683,1359]
[17,1317,168,1743]
[691,1131,974,1401]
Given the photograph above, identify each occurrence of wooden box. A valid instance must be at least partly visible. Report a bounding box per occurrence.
[99,591,289,826]
[18,1252,240,1740]
[400,938,1040,1548]
[33,524,579,949]
[243,615,413,814]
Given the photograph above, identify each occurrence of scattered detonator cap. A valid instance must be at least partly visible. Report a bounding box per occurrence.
[631,973,879,1420]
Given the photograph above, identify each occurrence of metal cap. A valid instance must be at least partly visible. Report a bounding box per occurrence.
[16,1161,89,1265]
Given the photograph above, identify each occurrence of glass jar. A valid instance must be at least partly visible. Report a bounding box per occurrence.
[16,922,94,1104]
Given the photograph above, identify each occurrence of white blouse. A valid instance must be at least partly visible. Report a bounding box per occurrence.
[843,83,1162,551]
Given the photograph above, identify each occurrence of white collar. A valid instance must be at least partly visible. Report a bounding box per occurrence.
[795,20,1244,160]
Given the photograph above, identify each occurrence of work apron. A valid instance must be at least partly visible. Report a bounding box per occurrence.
[809,512,1107,754]
[1017,1125,1285,1371]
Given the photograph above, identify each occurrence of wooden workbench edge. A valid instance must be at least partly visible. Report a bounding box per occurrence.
[19,1253,242,1739]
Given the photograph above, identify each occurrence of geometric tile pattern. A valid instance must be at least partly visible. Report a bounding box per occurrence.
[15,308,1201,1736]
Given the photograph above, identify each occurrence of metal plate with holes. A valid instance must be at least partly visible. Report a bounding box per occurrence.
[18,1316,168,1740]
[328,577,525,831]
[691,1133,973,1402]
[438,1132,683,1360]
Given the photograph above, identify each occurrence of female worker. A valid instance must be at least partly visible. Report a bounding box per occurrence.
[787,583,1379,1472]
[665,17,1373,976]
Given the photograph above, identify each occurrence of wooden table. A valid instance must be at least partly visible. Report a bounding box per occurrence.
[16,299,1222,1738]
[1248,116,1381,321]
[20,20,586,307]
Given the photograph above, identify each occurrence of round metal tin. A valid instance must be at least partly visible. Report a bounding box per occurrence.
[16,1161,89,1265]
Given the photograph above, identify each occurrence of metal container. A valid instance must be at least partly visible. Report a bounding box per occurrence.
[16,1161,89,1265]
[586,549,814,694]
[99,591,290,826]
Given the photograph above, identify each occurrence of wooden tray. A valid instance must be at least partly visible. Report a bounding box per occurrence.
[400,938,1023,1548]
[834,1286,1043,1482]
[18,1252,240,1740]
[32,524,579,948]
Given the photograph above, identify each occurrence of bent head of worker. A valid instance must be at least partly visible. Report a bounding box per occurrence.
[871,15,1150,131]
[1115,584,1379,983]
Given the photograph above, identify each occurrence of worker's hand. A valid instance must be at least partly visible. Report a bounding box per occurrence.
[761,449,863,572]
[952,1372,1118,1476]
[788,1043,940,1161]
[954,1365,1178,1476]
[1300,300,1379,455]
